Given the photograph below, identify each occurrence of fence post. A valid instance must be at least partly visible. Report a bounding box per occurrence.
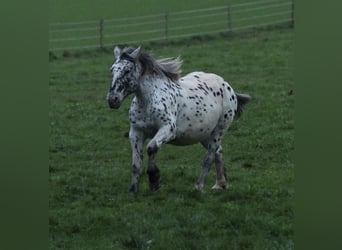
[227,4,232,33]
[291,0,294,28]
[164,11,169,43]
[99,18,104,49]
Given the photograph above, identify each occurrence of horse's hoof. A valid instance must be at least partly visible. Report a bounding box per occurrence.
[212,182,229,190]
[211,184,226,190]
[212,178,229,190]
[149,181,161,191]
[193,183,204,192]
[129,184,139,194]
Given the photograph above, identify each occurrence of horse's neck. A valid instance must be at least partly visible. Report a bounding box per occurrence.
[136,74,167,103]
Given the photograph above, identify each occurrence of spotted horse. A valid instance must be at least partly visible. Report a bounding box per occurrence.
[107,46,251,193]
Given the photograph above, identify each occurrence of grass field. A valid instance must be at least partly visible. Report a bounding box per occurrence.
[49,25,294,249]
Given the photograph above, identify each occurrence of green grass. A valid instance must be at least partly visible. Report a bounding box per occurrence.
[49,28,294,249]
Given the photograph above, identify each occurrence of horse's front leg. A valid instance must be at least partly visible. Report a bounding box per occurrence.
[146,124,176,191]
[129,127,145,194]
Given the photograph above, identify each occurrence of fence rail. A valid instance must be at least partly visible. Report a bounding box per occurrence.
[49,0,294,51]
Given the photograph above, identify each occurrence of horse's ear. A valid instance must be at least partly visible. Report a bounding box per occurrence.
[114,46,121,59]
[129,46,141,60]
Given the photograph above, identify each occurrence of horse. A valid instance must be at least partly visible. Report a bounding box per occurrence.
[106,46,251,193]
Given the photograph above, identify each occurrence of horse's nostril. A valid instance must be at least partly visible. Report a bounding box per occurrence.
[108,96,121,109]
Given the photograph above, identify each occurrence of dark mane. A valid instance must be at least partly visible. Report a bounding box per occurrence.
[121,47,182,81]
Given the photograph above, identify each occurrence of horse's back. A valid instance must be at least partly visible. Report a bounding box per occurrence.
[181,71,224,87]
[180,71,237,111]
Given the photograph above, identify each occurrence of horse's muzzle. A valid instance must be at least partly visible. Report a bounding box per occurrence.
[107,96,121,109]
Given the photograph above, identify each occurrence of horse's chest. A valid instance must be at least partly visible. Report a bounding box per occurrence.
[129,104,169,137]
[130,109,155,127]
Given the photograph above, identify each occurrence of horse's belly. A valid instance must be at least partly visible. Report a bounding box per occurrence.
[169,133,209,146]
[170,117,219,145]
[172,94,223,145]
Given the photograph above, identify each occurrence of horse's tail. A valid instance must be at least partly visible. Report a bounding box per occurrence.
[235,93,251,119]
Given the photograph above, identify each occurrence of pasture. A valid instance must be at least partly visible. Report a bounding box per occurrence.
[49,26,294,249]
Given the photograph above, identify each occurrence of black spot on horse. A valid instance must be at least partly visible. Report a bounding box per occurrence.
[228,109,233,117]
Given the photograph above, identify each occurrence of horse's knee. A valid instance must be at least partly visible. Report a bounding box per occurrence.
[147,141,158,156]
[215,146,223,156]
[129,183,139,194]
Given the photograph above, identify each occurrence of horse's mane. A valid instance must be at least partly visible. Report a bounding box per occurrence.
[121,47,182,81]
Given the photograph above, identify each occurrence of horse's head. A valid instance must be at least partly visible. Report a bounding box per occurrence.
[107,46,142,109]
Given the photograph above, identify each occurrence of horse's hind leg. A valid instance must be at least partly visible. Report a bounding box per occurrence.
[195,147,215,191]
[212,146,228,190]
[197,118,231,191]
[196,143,227,191]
